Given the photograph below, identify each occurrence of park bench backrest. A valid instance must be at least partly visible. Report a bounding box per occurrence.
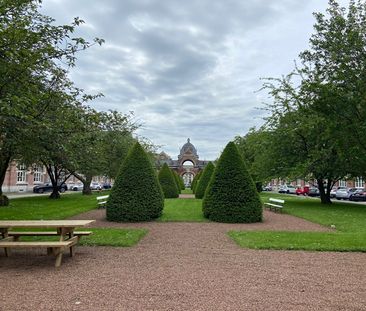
[269,198,285,204]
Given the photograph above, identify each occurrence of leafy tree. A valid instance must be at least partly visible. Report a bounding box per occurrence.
[106,142,164,222]
[261,0,366,203]
[0,0,103,204]
[202,142,262,223]
[195,162,215,199]
[158,163,179,198]
[72,111,137,195]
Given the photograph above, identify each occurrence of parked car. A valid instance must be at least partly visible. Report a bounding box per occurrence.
[90,182,103,190]
[33,183,67,194]
[263,185,273,191]
[308,187,320,196]
[278,185,296,194]
[296,186,309,196]
[72,183,84,191]
[335,187,357,200]
[329,187,338,198]
[102,183,112,189]
[349,189,366,201]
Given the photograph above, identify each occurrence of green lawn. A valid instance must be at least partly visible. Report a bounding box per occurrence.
[0,193,98,220]
[0,192,146,247]
[159,198,207,222]
[229,192,366,252]
[181,188,193,194]
[3,191,366,251]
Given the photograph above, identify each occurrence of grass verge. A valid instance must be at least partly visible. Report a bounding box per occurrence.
[229,192,366,252]
[229,231,366,252]
[159,198,207,222]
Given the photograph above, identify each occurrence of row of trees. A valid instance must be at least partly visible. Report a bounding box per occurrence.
[0,1,145,204]
[235,0,366,204]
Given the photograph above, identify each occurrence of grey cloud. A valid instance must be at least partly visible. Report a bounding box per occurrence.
[40,0,344,159]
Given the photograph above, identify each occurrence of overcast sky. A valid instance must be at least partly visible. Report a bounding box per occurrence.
[41,0,348,160]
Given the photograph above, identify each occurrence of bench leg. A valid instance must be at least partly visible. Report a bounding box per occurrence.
[4,247,10,257]
[55,249,63,267]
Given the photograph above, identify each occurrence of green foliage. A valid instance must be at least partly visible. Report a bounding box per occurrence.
[177,173,185,190]
[191,170,202,193]
[171,170,182,193]
[0,0,104,202]
[106,142,164,222]
[202,142,262,223]
[195,162,215,199]
[255,182,262,193]
[158,163,179,198]
[260,1,366,203]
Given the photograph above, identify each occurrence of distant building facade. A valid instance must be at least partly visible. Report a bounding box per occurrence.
[156,138,210,186]
[2,161,105,193]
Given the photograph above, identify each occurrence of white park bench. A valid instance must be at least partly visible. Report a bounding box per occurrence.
[264,198,285,213]
[96,195,109,208]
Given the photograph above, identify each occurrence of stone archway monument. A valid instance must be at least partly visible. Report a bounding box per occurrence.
[156,138,210,187]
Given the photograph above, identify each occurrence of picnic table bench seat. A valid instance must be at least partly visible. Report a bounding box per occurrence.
[0,236,80,267]
[264,198,285,213]
[8,231,92,238]
[0,220,94,267]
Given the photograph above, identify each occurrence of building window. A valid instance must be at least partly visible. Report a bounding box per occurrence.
[33,165,43,183]
[17,164,27,183]
[339,180,346,187]
[355,177,364,188]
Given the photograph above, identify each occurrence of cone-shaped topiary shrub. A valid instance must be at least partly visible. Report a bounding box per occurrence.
[191,170,202,193]
[179,175,185,190]
[106,142,164,222]
[195,162,215,199]
[158,163,179,198]
[171,169,181,194]
[202,141,262,223]
[172,170,185,191]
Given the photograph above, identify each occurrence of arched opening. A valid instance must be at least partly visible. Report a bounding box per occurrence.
[182,172,195,188]
[182,160,195,168]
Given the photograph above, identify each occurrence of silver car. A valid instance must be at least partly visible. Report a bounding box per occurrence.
[335,188,357,200]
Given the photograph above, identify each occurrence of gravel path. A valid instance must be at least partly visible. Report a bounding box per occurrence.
[1,210,365,311]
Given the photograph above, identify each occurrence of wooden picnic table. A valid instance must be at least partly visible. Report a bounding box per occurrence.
[0,220,95,267]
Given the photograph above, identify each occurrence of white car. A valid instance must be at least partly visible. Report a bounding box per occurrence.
[72,183,84,191]
[90,182,103,190]
[278,185,296,194]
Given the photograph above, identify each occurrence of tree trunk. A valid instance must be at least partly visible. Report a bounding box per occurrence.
[317,178,332,204]
[44,164,61,200]
[0,155,11,206]
[49,189,61,199]
[82,175,93,195]
[73,173,93,195]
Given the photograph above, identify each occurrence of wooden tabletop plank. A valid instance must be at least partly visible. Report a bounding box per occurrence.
[0,220,95,228]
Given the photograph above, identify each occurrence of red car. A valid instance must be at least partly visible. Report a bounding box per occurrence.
[296,186,309,195]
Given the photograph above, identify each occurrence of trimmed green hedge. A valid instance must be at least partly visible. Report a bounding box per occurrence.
[191,170,202,193]
[158,163,179,198]
[202,142,262,223]
[172,170,184,192]
[195,162,215,199]
[106,142,164,222]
